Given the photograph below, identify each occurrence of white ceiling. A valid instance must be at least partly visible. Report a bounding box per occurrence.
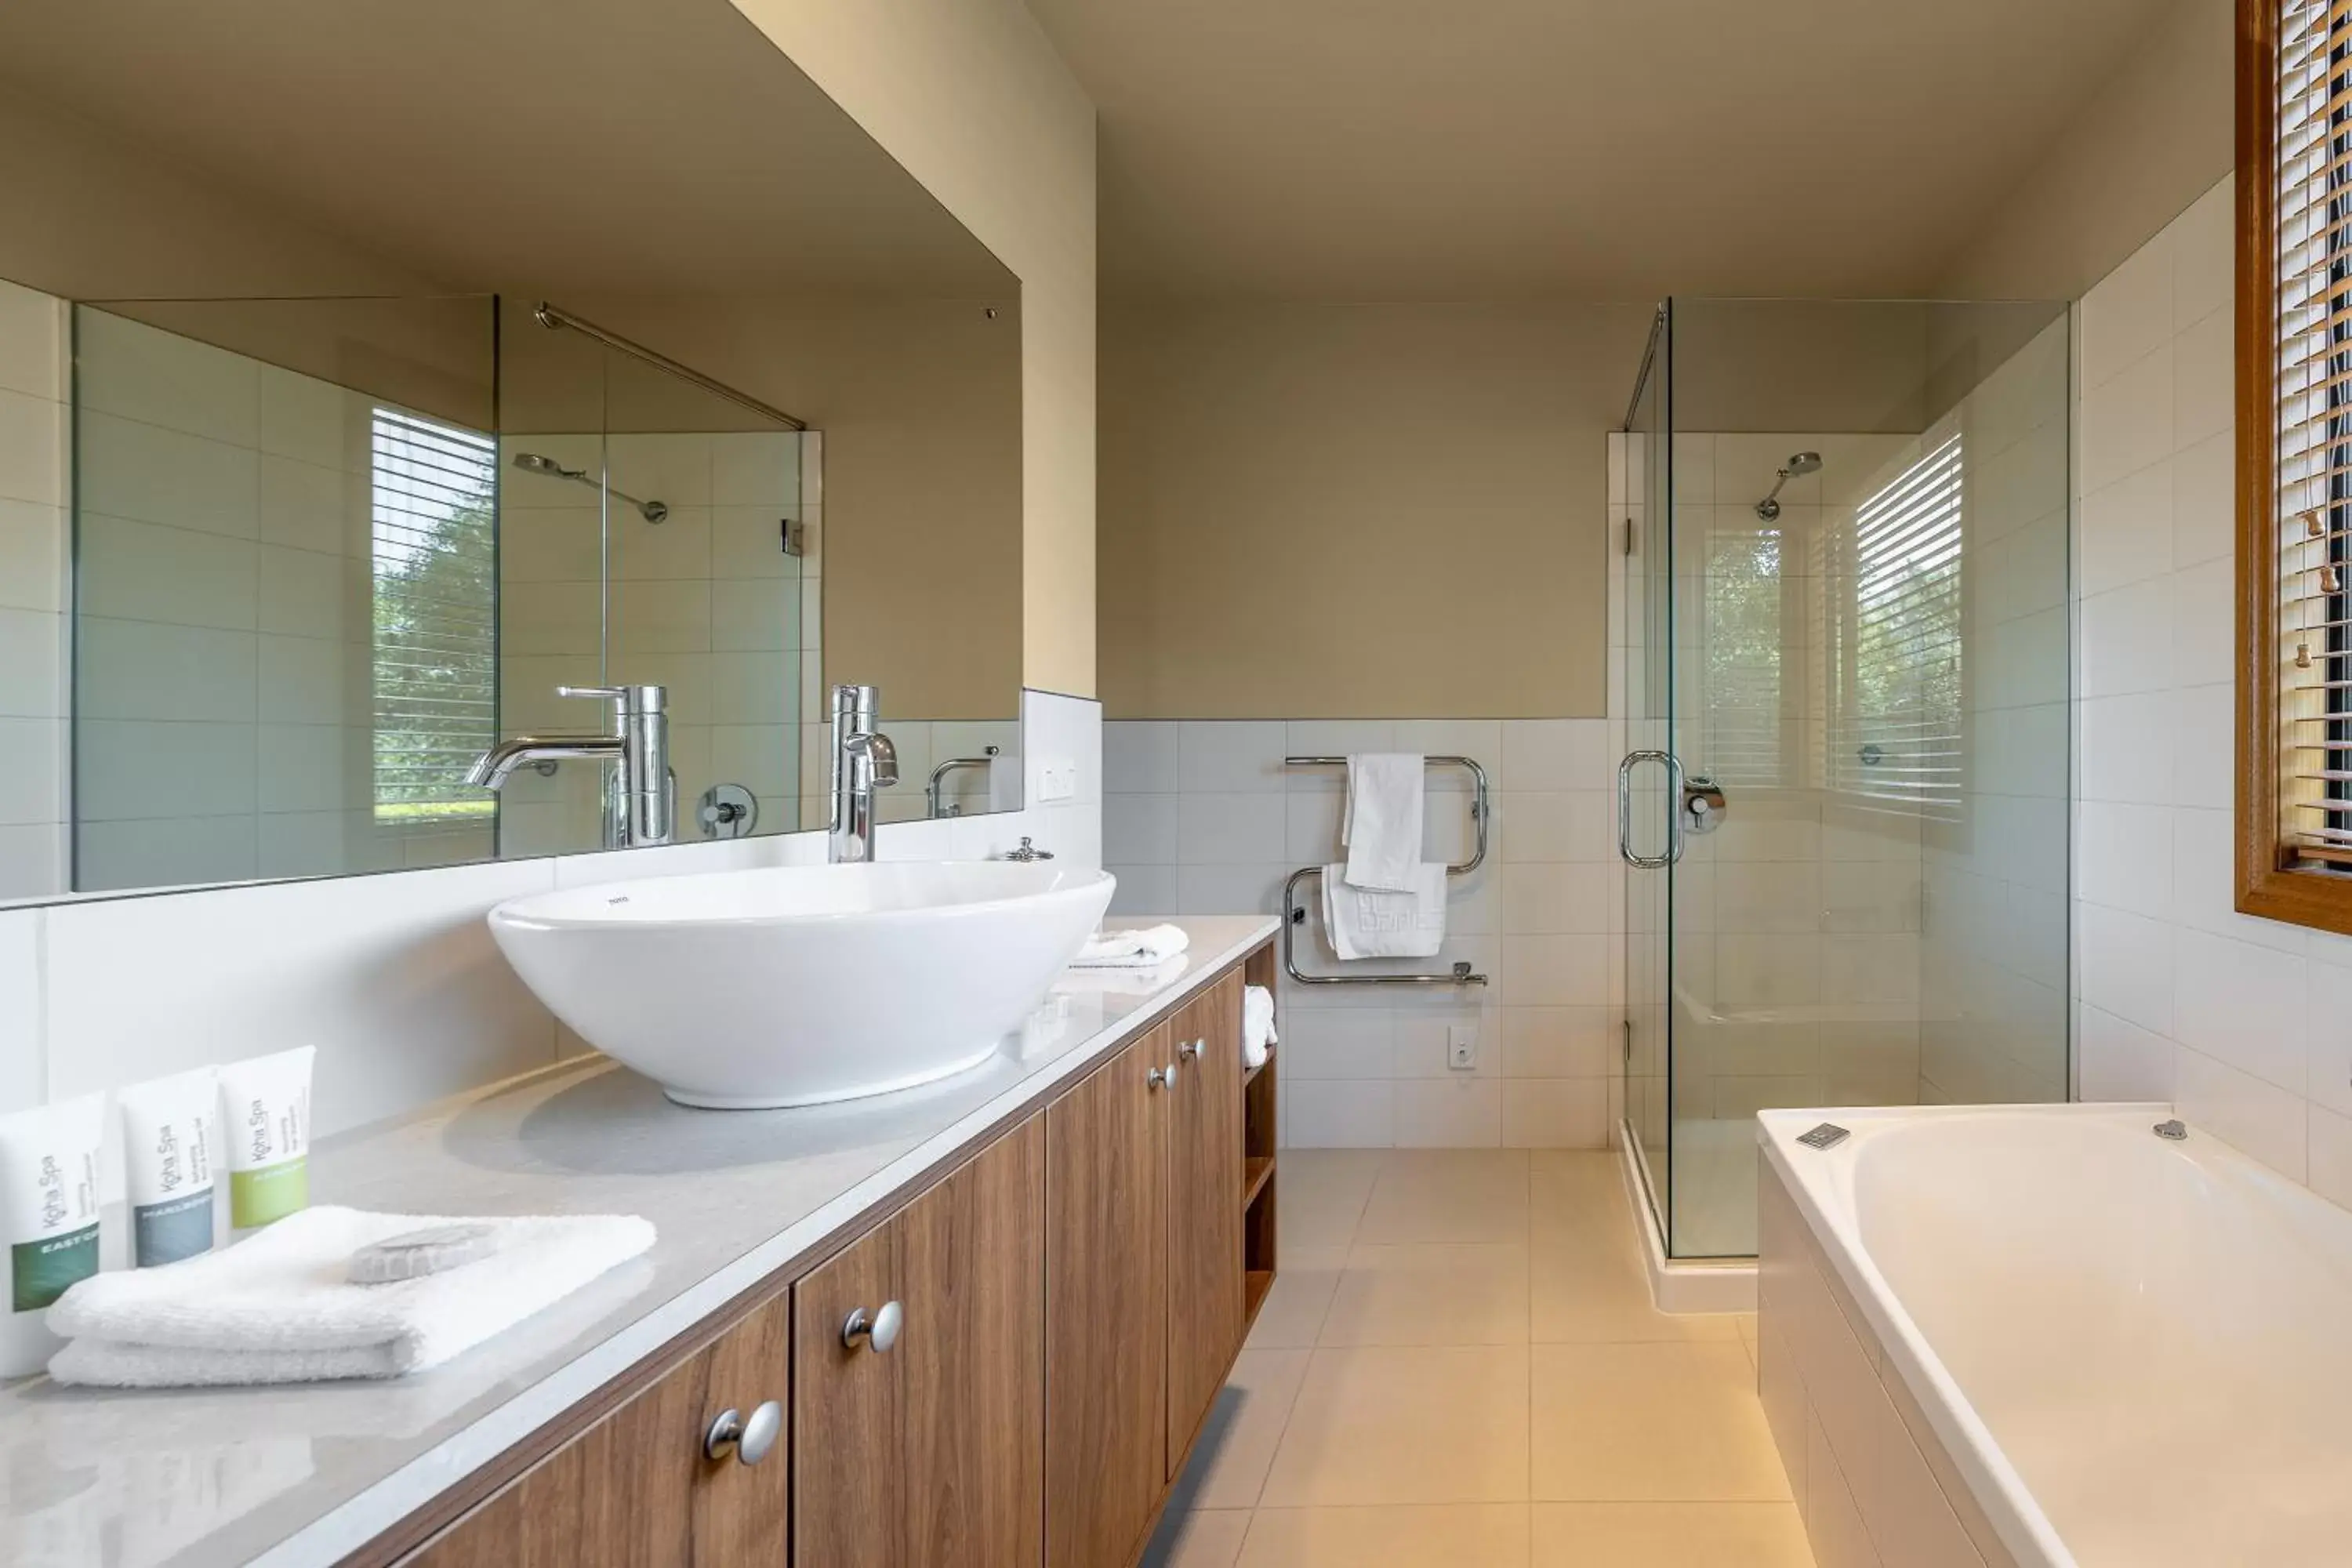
[0,0,1016,299]
[1025,0,2171,299]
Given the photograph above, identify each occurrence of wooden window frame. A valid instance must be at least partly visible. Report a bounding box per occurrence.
[2237,0,2352,934]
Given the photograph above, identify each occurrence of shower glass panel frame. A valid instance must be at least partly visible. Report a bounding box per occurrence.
[1615,296,2074,1261]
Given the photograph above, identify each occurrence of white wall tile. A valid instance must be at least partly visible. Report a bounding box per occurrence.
[1104,720,1178,794]
[1287,1079,1395,1148]
[2174,1046,2307,1182]
[1104,793,1179,866]
[1394,1078,1501,1146]
[1177,721,1286,793]
[2079,224,2173,388]
[0,909,41,1112]
[2076,803,2172,920]
[1178,793,1286,864]
[2076,1004,2174,1102]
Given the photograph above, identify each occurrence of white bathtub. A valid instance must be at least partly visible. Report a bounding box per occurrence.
[1759,1102,2352,1566]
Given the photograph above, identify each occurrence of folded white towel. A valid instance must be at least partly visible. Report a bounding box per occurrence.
[1323,861,1447,960]
[47,1206,655,1386]
[1243,985,1278,1069]
[1343,753,1425,893]
[1073,923,1191,968]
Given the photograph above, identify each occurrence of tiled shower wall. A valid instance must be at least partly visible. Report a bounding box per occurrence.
[1104,718,1623,1149]
[0,279,67,900]
[2068,172,2352,1204]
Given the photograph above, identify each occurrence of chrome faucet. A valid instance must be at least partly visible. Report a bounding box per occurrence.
[829,683,899,863]
[466,684,674,849]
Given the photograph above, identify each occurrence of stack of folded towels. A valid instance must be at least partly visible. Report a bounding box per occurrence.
[1323,753,1446,960]
[46,1207,655,1386]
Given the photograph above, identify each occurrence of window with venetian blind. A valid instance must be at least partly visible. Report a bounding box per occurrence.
[2241,0,2352,931]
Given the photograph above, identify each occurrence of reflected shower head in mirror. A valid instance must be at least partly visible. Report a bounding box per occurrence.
[510,450,668,524]
[1755,452,1823,521]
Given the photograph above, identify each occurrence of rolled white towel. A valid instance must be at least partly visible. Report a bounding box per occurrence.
[1072,923,1191,969]
[1243,985,1278,1069]
[47,1206,655,1386]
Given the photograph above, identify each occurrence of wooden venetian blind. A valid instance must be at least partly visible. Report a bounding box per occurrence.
[2275,0,2352,868]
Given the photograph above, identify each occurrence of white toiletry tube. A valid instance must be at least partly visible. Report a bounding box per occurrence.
[118,1066,218,1268]
[219,1046,314,1234]
[0,1092,104,1377]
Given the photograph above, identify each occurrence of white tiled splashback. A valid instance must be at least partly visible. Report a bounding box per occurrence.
[0,689,1101,1195]
[1105,718,1624,1150]
[2067,172,2352,1208]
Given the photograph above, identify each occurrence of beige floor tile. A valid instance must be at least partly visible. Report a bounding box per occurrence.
[1528,1150,1623,1220]
[1262,1345,1532,1506]
[1280,1149,1386,1253]
[1248,1247,1346,1348]
[1142,1508,1255,1568]
[1321,1243,1531,1346]
[1531,1343,1792,1503]
[1529,1221,1739,1345]
[1239,1504,1534,1566]
[1356,1149,1531,1245]
[1531,1502,1813,1566]
[1189,1348,1315,1509]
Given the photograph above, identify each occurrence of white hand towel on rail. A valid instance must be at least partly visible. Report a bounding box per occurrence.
[1342,753,1425,892]
[1322,861,1448,960]
[45,1206,655,1386]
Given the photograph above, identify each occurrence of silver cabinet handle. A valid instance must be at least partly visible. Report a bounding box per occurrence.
[1178,1036,1203,1062]
[1147,1063,1174,1090]
[842,1299,903,1353]
[704,1399,783,1465]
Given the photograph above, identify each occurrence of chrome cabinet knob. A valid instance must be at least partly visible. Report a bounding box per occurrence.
[842,1299,904,1353]
[1178,1036,1203,1062]
[704,1399,782,1465]
[1147,1063,1174,1091]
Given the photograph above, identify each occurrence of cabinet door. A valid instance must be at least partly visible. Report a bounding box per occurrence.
[408,1293,791,1568]
[791,1218,899,1566]
[1165,971,1246,1470]
[1044,1025,1171,1568]
[900,1113,1046,1566]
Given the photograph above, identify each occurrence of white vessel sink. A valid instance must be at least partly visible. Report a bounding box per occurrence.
[487,861,1116,1109]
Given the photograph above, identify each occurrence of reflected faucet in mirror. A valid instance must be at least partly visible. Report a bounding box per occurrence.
[467,684,675,849]
[927,746,1000,818]
[829,684,898,863]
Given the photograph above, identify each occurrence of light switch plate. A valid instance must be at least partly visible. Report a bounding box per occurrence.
[1036,757,1076,802]
[1447,1023,1478,1071]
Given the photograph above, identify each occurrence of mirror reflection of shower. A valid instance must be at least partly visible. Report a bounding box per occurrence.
[511,449,670,523]
[1753,450,1822,521]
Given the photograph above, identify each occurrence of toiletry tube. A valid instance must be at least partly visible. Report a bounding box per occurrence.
[219,1047,314,1233]
[0,1093,104,1377]
[119,1067,218,1268]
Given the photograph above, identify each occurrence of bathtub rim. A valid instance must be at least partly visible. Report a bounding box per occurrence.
[1758,1101,2175,1568]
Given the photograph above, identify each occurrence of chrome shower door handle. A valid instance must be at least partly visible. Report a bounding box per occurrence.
[1616,750,1685,869]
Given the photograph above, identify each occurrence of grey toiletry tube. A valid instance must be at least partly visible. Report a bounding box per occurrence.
[119,1066,219,1267]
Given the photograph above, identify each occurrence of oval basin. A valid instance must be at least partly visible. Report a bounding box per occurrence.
[487,861,1116,1109]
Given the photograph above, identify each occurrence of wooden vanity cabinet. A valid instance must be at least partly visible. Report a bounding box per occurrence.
[793,1113,1046,1568]
[406,1291,792,1567]
[1044,1025,1172,1568]
[386,942,1274,1568]
[1164,971,1244,1471]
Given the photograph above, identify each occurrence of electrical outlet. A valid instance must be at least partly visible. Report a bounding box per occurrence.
[1447,1022,1479,1071]
[1036,757,1076,802]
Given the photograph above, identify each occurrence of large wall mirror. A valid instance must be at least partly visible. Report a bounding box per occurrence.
[0,0,1023,902]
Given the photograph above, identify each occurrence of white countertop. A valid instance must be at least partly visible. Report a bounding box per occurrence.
[0,915,1278,1568]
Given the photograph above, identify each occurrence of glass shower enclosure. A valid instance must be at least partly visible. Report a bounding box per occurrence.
[1617,297,2073,1258]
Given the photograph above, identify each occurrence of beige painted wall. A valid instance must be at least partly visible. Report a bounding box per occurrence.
[727,0,1098,699]
[1098,302,1653,719]
[1940,0,2231,301]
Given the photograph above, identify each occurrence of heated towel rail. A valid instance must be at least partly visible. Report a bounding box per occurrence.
[1281,755,1490,986]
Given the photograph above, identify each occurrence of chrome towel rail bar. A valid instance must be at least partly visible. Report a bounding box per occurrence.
[1279,755,1490,987]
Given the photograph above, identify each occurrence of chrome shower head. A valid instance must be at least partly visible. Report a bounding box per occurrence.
[1755,452,1824,521]
[513,451,586,481]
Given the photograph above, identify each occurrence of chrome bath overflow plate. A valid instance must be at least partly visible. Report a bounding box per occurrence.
[1796,1123,1851,1151]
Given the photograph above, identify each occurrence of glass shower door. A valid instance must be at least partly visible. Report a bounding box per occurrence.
[1617,304,1673,1240]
